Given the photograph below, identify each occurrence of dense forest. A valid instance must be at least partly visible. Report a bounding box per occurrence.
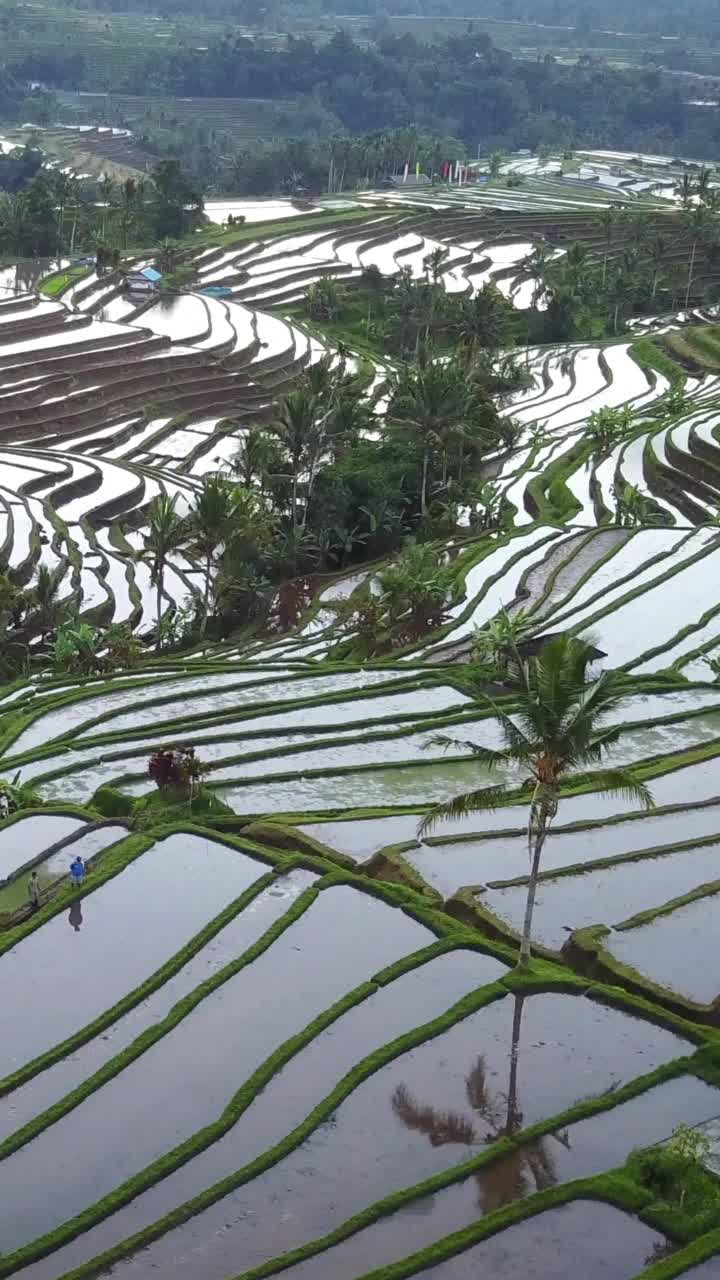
[23,0,720,41]
[7,31,720,160]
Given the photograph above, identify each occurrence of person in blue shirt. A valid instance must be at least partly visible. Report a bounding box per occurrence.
[70,856,85,888]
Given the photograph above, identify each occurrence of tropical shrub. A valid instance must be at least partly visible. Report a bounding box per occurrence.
[331,542,454,655]
[472,607,532,681]
[148,746,208,794]
[631,1124,718,1230]
[53,623,103,674]
[0,775,41,817]
[104,623,144,669]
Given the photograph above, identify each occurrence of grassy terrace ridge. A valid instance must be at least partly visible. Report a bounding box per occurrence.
[38,267,91,298]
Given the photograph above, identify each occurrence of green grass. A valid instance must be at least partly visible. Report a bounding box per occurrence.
[38,266,89,297]
[631,336,687,387]
[664,327,720,372]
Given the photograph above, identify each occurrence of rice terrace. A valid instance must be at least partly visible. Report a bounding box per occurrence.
[3,133,720,1280]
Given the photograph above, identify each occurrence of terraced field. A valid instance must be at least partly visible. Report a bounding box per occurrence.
[3,174,720,1279]
[8,199,706,640]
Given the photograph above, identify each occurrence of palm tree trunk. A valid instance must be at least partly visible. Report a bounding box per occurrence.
[291,474,299,530]
[685,239,698,310]
[518,810,551,964]
[155,565,164,654]
[202,552,211,634]
[421,449,430,515]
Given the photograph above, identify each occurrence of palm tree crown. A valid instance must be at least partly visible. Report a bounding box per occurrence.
[144,493,188,651]
[187,476,239,633]
[420,633,653,963]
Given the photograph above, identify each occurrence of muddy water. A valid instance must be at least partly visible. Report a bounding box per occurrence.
[0,870,317,1145]
[0,814,85,883]
[0,258,68,294]
[268,1076,716,1280]
[138,295,208,344]
[607,892,720,1004]
[299,814,424,859]
[74,670,404,742]
[42,823,127,878]
[605,714,720,768]
[0,887,431,1253]
[410,807,720,899]
[207,721,509,785]
[418,760,720,840]
[682,1259,720,1277]
[73,992,691,1280]
[3,670,294,758]
[25,949,508,1280]
[0,834,267,1077]
[218,757,505,815]
[488,842,720,949]
[418,1202,668,1279]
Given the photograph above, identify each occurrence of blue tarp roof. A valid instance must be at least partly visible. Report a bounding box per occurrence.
[141,267,162,282]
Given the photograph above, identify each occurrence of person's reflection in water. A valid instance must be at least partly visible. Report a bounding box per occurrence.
[68,900,83,932]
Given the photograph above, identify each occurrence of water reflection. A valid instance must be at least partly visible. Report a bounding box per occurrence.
[0,258,68,295]
[644,1240,677,1267]
[391,995,569,1213]
[68,900,83,932]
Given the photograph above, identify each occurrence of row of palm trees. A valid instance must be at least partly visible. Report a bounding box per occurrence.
[523,203,720,336]
[143,348,514,647]
[143,479,271,649]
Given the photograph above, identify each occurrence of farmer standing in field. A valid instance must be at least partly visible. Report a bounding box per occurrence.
[70,856,85,889]
[28,870,41,910]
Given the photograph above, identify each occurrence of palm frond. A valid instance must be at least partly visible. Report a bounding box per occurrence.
[427,734,508,768]
[473,690,534,758]
[418,783,513,837]
[579,766,654,812]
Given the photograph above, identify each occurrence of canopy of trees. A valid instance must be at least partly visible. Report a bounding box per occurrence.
[6,31,718,161]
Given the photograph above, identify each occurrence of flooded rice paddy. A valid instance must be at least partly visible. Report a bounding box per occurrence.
[0,833,269,1076]
[3,167,720,1278]
[56,993,690,1280]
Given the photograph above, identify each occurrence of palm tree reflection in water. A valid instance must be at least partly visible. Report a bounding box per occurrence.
[391,996,570,1213]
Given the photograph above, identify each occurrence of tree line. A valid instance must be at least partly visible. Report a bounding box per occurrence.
[0,157,203,258]
[7,30,719,161]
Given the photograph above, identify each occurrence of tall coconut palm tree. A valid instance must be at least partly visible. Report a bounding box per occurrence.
[677,172,695,210]
[420,634,653,964]
[187,476,238,633]
[29,565,68,645]
[120,177,137,249]
[647,233,670,301]
[387,356,496,515]
[232,428,282,494]
[683,205,711,311]
[423,245,449,285]
[271,387,323,530]
[599,207,618,287]
[144,494,188,652]
[697,166,713,205]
